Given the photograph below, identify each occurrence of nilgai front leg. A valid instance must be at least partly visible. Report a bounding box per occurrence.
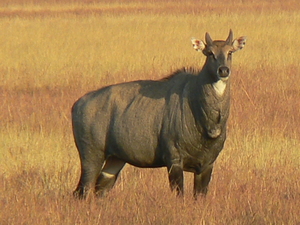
[193,164,213,199]
[168,163,184,196]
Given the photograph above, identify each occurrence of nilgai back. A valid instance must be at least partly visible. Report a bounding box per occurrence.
[72,30,246,199]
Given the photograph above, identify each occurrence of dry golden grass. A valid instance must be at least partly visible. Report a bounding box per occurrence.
[1,0,300,224]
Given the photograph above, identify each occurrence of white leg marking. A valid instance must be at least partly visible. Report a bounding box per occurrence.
[101,157,125,175]
[102,171,115,178]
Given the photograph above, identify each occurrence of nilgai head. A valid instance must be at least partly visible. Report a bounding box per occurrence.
[191,30,246,82]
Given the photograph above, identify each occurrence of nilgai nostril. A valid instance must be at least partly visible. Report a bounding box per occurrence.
[218,66,230,78]
[72,30,247,200]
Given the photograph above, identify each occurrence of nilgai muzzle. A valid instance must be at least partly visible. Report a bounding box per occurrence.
[72,30,246,199]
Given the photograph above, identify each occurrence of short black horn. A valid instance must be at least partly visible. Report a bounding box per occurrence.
[205,32,213,46]
[225,29,233,45]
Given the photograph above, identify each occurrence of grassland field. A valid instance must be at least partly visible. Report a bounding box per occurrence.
[0,0,300,224]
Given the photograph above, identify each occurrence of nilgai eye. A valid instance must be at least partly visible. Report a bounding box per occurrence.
[207,50,215,58]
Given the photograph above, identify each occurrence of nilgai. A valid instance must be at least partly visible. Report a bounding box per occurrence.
[72,30,246,199]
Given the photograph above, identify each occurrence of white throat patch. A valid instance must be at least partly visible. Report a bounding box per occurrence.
[213,80,227,96]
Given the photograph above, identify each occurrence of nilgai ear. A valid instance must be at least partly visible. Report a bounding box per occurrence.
[232,36,247,52]
[191,38,206,51]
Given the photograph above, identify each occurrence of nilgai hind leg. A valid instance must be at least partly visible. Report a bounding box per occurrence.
[73,151,105,199]
[95,156,126,197]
